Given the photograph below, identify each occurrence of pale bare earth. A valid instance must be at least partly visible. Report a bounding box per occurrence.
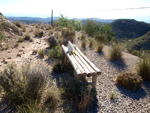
[0,23,150,112]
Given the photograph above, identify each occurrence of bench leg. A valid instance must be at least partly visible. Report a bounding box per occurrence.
[92,74,97,88]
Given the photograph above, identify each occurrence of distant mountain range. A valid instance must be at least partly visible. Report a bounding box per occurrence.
[7,16,115,24]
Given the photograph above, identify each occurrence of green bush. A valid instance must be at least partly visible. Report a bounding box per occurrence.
[24,34,30,40]
[81,34,86,40]
[116,72,143,91]
[109,44,122,61]
[94,34,107,43]
[0,32,7,42]
[47,45,63,59]
[38,48,45,57]
[137,56,150,81]
[54,32,60,38]
[15,42,19,48]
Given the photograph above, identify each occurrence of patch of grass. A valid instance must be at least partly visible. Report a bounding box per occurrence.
[40,25,43,29]
[22,25,26,32]
[116,72,143,91]
[14,21,22,28]
[31,23,35,26]
[38,48,45,57]
[81,39,86,48]
[97,43,104,52]
[29,29,33,32]
[110,92,116,99]
[34,29,40,37]
[36,25,40,29]
[6,43,9,49]
[109,44,122,61]
[48,30,54,36]
[137,56,150,81]
[18,37,24,42]
[55,27,62,31]
[54,32,60,38]
[46,25,52,30]
[89,38,94,48]
[0,32,7,42]
[24,34,30,40]
[47,45,63,59]
[58,38,63,45]
[15,42,19,48]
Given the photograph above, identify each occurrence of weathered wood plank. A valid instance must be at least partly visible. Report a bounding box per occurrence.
[61,45,81,76]
[74,44,101,75]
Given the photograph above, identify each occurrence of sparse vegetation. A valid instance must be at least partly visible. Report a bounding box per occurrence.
[47,45,63,59]
[14,21,22,28]
[109,44,122,61]
[110,92,116,99]
[54,32,60,38]
[15,42,19,48]
[38,48,45,57]
[89,38,94,48]
[22,25,26,32]
[18,37,24,42]
[81,39,86,48]
[137,56,150,81]
[34,29,40,37]
[0,32,7,42]
[47,36,58,47]
[81,34,86,40]
[32,49,38,55]
[62,28,75,43]
[97,43,104,52]
[0,63,62,112]
[116,72,143,91]
[24,33,30,40]
[48,30,54,36]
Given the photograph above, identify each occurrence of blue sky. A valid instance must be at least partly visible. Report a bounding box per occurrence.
[0,0,150,23]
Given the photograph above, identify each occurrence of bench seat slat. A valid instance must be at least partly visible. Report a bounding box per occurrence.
[74,44,101,75]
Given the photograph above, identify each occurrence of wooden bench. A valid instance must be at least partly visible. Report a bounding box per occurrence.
[61,41,101,87]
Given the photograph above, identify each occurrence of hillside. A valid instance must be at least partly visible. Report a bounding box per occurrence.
[111,19,150,39]
[126,31,150,52]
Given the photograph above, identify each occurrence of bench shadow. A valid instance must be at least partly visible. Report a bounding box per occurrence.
[108,59,127,71]
[116,85,147,100]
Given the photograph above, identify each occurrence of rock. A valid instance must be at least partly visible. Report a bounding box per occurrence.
[23,51,25,54]
[17,54,22,57]
[7,57,11,59]
[39,31,44,37]
[22,46,25,48]
[19,49,23,52]
[47,36,57,47]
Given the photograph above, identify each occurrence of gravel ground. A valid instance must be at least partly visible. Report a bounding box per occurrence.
[74,34,150,113]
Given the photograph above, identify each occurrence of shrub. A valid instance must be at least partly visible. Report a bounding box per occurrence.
[97,43,103,52]
[24,34,30,40]
[34,29,40,37]
[94,34,107,43]
[48,30,54,36]
[54,27,62,31]
[89,38,94,48]
[0,63,61,112]
[29,29,33,32]
[61,76,97,112]
[0,32,7,42]
[2,22,19,34]
[54,32,60,38]
[81,39,86,48]
[47,36,57,48]
[32,49,38,55]
[46,25,52,30]
[61,28,75,43]
[116,72,143,91]
[38,48,45,57]
[15,42,19,48]
[110,92,116,99]
[137,56,150,81]
[109,44,122,61]
[81,34,86,40]
[22,25,26,32]
[36,25,40,29]
[18,37,24,42]
[14,21,22,28]
[58,38,63,45]
[47,45,63,59]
